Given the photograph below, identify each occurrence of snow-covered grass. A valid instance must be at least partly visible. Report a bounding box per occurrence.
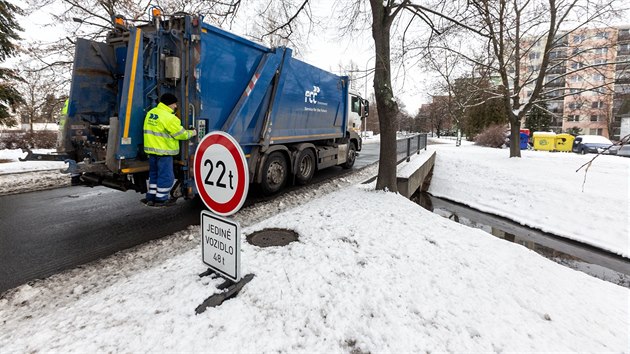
[427,143,630,258]
[0,149,66,174]
[0,149,69,195]
[0,143,628,352]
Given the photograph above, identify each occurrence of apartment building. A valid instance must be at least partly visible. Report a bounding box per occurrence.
[521,26,630,140]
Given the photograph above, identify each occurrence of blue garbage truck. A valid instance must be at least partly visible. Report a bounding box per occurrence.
[24,13,368,197]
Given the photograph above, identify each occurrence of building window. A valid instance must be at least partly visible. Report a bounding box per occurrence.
[570,75,584,83]
[528,65,541,72]
[571,62,585,70]
[592,74,605,81]
[529,52,541,60]
[591,101,604,108]
[590,115,601,121]
[568,88,580,95]
[593,59,607,65]
[589,128,603,135]
[619,43,630,53]
[595,31,609,39]
[567,115,580,121]
[546,90,562,98]
[568,102,583,110]
[592,87,606,95]
[573,34,585,43]
[592,47,608,55]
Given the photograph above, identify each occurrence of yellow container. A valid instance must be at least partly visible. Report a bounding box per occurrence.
[533,132,556,151]
[554,134,575,152]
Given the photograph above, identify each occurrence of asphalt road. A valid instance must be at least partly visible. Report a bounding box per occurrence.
[0,142,380,293]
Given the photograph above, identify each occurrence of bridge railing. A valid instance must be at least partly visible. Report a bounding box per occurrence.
[396,133,428,164]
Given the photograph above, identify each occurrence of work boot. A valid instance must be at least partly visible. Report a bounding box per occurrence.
[71,175,81,186]
[140,198,155,206]
[153,198,176,207]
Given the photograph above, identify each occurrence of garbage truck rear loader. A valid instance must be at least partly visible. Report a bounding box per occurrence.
[23,13,368,198]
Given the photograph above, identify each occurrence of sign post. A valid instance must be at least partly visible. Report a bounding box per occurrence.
[194,131,249,283]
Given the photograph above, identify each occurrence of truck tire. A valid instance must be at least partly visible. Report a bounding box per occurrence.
[261,152,288,195]
[295,149,315,185]
[341,142,356,169]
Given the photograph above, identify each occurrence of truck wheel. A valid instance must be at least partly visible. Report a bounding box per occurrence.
[261,152,288,195]
[295,149,315,185]
[342,142,356,169]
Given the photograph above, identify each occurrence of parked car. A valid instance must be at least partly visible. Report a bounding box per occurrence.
[615,145,630,157]
[572,135,614,154]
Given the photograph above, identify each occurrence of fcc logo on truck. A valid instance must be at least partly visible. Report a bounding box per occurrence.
[305,85,320,104]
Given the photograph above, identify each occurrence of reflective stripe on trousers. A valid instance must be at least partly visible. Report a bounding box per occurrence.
[145,155,174,202]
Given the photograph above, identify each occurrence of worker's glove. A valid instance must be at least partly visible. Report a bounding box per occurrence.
[190,129,197,137]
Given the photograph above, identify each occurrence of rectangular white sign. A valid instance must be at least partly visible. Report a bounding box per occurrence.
[201,210,240,282]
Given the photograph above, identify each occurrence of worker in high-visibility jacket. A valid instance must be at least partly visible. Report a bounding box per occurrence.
[142,93,196,207]
[61,98,68,115]
[57,98,69,153]
[58,98,82,185]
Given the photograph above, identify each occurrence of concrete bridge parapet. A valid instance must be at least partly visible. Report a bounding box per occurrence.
[396,151,436,198]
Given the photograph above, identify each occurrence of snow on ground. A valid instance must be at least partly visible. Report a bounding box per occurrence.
[0,149,69,195]
[0,142,628,352]
[0,149,66,174]
[427,142,630,258]
[1,181,627,352]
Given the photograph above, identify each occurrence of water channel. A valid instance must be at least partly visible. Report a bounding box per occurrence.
[413,192,630,288]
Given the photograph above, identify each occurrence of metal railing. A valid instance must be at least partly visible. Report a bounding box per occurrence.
[396,133,428,164]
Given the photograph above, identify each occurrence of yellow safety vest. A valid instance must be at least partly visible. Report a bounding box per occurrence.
[143,102,193,156]
[59,99,69,128]
[61,99,68,115]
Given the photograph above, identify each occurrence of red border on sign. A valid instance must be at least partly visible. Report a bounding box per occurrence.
[194,133,247,215]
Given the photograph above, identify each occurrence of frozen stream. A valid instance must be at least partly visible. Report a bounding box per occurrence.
[414,192,630,288]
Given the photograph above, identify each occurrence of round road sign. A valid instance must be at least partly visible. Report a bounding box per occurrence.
[194,131,249,216]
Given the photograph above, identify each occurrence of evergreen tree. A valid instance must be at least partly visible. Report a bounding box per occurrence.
[0,0,24,127]
[463,87,508,139]
[525,100,553,134]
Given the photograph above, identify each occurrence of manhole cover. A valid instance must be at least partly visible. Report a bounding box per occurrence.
[246,228,299,247]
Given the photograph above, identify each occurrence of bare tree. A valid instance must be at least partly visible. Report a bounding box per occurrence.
[245,0,313,56]
[17,62,66,132]
[21,0,244,77]
[457,0,626,157]
[336,0,488,192]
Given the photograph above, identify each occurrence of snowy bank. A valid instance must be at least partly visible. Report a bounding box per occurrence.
[0,149,69,195]
[0,184,627,352]
[0,149,66,174]
[428,144,630,258]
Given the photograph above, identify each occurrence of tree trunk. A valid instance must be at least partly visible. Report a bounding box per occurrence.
[371,3,398,192]
[509,117,521,157]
